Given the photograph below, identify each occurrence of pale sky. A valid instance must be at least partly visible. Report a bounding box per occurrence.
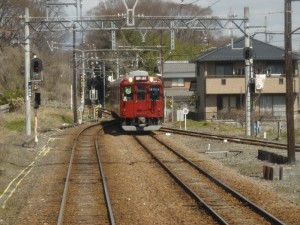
[67,0,300,50]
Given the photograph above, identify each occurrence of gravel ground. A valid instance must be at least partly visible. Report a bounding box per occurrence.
[158,126,300,206]
[0,119,300,224]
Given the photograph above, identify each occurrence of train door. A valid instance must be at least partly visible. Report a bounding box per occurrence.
[135,85,147,116]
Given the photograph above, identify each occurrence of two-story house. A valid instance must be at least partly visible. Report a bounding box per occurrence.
[159,60,195,106]
[190,38,300,121]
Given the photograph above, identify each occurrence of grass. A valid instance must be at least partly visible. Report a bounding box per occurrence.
[4,119,24,132]
[48,112,73,124]
[172,118,300,144]
[0,107,74,144]
[173,119,244,133]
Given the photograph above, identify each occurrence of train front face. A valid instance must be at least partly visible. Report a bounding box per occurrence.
[120,75,163,131]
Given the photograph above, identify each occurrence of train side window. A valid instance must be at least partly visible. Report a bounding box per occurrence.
[150,85,160,101]
[137,86,146,100]
[123,86,133,101]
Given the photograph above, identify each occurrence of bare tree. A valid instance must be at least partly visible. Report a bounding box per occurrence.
[0,0,28,46]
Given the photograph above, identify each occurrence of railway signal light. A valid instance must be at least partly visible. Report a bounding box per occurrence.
[30,58,43,81]
[243,47,253,60]
[249,82,255,93]
[34,92,41,109]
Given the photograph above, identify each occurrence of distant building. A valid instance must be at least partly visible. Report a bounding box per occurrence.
[190,38,300,121]
[159,60,195,106]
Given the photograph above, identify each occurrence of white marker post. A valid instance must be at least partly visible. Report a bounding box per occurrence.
[182,107,189,130]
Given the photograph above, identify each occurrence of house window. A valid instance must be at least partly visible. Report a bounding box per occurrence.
[260,95,286,117]
[216,63,233,76]
[189,80,196,91]
[221,79,226,85]
[266,63,284,75]
[217,95,242,111]
[234,67,245,75]
[172,78,184,87]
[279,78,284,85]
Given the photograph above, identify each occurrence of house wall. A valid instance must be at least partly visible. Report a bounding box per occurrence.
[204,95,217,120]
[206,76,299,94]
[206,77,245,94]
[195,61,300,121]
[163,78,194,89]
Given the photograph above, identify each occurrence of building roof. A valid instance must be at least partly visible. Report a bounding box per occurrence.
[160,61,195,78]
[190,38,300,62]
[163,61,195,72]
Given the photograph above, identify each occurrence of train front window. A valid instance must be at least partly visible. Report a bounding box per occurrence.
[150,86,160,101]
[123,86,133,101]
[137,86,146,100]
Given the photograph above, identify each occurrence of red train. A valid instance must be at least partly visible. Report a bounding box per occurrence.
[110,70,164,131]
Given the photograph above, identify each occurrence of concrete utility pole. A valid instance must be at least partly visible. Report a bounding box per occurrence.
[73,24,78,123]
[25,7,31,136]
[103,61,106,107]
[285,0,296,164]
[81,51,85,108]
[244,7,251,137]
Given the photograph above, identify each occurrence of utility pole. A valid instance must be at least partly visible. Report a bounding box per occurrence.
[160,30,166,119]
[25,7,31,136]
[284,0,296,164]
[103,61,106,107]
[81,51,85,108]
[244,7,251,136]
[73,24,78,123]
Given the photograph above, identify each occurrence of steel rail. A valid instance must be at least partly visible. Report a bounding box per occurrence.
[133,135,229,225]
[150,134,286,225]
[160,127,300,152]
[95,122,116,225]
[56,121,116,225]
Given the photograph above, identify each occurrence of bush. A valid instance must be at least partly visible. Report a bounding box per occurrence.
[0,90,24,112]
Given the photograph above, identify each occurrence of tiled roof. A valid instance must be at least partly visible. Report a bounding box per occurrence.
[163,61,195,73]
[160,61,196,78]
[190,38,300,62]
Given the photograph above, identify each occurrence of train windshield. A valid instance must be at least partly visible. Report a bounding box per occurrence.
[137,86,146,100]
[123,86,133,101]
[150,85,160,101]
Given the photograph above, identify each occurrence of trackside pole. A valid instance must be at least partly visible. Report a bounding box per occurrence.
[34,108,38,145]
[25,7,31,136]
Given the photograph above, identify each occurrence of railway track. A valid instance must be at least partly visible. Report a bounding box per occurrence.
[57,123,115,225]
[133,133,285,225]
[160,126,300,152]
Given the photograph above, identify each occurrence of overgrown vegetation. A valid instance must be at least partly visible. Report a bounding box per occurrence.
[0,89,24,111]
[174,119,244,133]
[0,107,74,144]
[4,119,24,132]
[49,112,73,124]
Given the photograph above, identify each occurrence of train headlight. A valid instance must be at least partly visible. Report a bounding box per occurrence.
[128,77,133,83]
[149,77,154,82]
